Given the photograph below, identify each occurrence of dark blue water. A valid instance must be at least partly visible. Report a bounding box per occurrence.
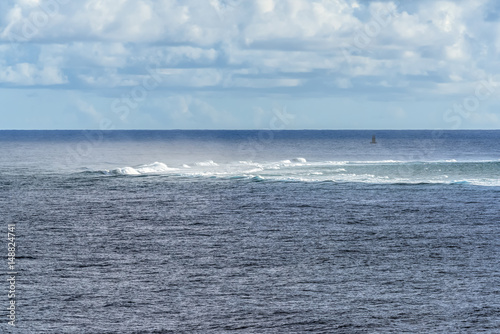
[1,130,499,333]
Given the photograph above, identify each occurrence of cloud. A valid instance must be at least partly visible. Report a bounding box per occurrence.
[0,62,67,85]
[0,0,499,101]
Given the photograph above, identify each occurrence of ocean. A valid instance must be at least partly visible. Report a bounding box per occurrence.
[1,130,499,333]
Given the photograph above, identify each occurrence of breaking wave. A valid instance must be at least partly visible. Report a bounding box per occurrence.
[102,162,177,175]
[194,160,219,167]
[81,159,500,187]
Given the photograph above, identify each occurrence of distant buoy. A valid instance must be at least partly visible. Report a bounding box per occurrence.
[371,135,377,144]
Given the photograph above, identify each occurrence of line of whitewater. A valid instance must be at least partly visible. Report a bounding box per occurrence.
[76,158,500,187]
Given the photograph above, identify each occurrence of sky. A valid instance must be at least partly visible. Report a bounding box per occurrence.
[1,0,500,130]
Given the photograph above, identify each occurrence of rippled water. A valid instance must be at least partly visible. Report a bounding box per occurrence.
[1,130,499,333]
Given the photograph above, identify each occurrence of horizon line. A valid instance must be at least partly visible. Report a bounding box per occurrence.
[0,129,499,131]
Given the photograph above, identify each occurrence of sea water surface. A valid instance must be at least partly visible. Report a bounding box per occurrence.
[1,130,499,333]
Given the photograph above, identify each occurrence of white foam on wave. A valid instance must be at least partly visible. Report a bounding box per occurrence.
[242,168,265,174]
[324,161,348,165]
[194,160,219,167]
[270,158,309,169]
[238,161,264,168]
[92,158,500,187]
[112,167,141,175]
[452,179,500,187]
[106,162,176,176]
[349,160,404,164]
[238,160,256,165]
[136,162,173,174]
